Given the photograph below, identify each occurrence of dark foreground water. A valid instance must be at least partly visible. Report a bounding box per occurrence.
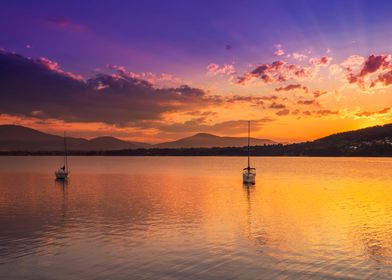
[1,156,392,279]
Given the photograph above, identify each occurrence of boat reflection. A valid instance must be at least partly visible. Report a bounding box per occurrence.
[242,183,268,250]
[2,157,392,279]
[55,178,69,190]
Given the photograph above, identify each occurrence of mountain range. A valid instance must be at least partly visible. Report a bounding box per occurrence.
[0,125,276,151]
[2,123,392,156]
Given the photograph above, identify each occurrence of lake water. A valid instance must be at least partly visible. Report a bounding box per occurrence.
[1,156,392,279]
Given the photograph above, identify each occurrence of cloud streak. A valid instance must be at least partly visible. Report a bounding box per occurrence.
[157,118,275,134]
[275,84,308,92]
[46,17,87,32]
[355,107,391,117]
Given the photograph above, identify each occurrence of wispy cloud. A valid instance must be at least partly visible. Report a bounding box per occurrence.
[156,118,274,134]
[274,44,285,57]
[46,17,87,32]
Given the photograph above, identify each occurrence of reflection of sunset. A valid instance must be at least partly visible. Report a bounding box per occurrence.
[2,157,392,278]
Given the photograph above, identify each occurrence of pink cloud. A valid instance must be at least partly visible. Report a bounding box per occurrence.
[238,60,310,85]
[359,54,390,76]
[274,44,285,57]
[346,54,392,87]
[107,64,182,86]
[274,49,285,56]
[291,52,307,61]
[341,55,365,69]
[371,70,392,87]
[309,56,332,66]
[38,57,84,80]
[206,63,236,77]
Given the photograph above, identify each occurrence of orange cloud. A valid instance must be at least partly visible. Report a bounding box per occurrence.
[297,99,319,106]
[269,102,286,109]
[303,109,339,117]
[155,118,275,134]
[276,109,290,116]
[313,90,327,98]
[355,107,391,117]
[275,84,308,92]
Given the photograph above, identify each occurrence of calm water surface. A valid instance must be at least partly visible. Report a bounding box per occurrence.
[1,156,392,279]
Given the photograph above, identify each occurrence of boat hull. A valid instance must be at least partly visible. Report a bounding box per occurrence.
[243,173,256,184]
[55,170,69,180]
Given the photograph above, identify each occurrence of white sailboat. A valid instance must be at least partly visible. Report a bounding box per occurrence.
[55,132,69,180]
[243,121,256,184]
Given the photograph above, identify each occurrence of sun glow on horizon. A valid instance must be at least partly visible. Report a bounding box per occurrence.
[1,1,392,142]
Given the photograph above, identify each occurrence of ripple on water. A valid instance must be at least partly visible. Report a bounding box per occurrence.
[1,157,392,279]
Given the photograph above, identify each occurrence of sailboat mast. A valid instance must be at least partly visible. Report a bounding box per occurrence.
[64,132,68,171]
[247,121,250,169]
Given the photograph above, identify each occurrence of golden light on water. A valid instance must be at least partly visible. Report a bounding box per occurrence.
[1,157,392,278]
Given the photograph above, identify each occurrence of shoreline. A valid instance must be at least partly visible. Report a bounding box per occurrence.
[1,152,391,157]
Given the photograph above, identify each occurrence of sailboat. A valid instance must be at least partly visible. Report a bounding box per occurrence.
[55,132,69,180]
[243,121,256,184]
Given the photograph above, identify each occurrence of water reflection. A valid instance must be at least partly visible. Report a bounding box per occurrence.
[243,184,268,251]
[0,157,392,279]
[55,178,68,190]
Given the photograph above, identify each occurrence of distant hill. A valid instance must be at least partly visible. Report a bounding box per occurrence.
[155,132,276,148]
[290,124,392,156]
[88,136,150,150]
[97,123,392,157]
[315,124,392,144]
[0,125,275,151]
[0,125,151,151]
[4,124,392,156]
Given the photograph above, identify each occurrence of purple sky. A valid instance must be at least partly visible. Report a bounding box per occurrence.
[1,0,392,142]
[3,0,392,77]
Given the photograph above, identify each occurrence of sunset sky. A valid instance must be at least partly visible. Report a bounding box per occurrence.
[1,0,392,143]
